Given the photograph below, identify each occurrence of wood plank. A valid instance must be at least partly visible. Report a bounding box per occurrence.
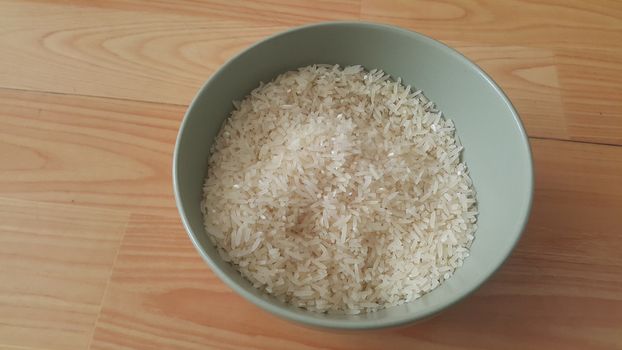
[0,198,128,350]
[0,346,55,350]
[557,49,622,145]
[0,1,287,106]
[0,0,358,106]
[0,89,182,215]
[361,0,622,50]
[42,0,362,24]
[1,1,621,145]
[89,138,622,349]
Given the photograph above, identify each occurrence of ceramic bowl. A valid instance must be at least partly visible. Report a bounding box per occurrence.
[173,22,533,330]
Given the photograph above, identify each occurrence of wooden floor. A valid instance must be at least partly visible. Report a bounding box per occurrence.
[1,1,621,349]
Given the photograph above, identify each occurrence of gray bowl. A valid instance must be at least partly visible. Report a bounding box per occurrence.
[173,22,533,330]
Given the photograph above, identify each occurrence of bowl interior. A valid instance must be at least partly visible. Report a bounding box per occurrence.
[174,22,533,329]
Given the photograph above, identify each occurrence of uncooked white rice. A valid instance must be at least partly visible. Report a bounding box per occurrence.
[202,64,478,314]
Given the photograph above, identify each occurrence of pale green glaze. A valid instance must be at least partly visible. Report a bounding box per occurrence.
[173,22,533,330]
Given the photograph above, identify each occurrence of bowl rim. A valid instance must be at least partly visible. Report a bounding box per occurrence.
[173,21,534,330]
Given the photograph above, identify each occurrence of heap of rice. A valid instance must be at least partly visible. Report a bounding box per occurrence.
[202,64,477,314]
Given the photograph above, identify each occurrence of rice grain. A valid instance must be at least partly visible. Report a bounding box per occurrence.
[202,64,478,314]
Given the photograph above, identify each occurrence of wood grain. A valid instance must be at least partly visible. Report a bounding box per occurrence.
[361,0,622,50]
[557,48,622,145]
[1,1,621,145]
[88,139,622,350]
[47,0,362,25]
[0,89,182,215]
[1,1,622,349]
[0,198,128,350]
[0,1,289,106]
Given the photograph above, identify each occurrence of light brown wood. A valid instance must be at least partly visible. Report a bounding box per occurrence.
[1,0,621,145]
[0,198,128,350]
[1,1,621,349]
[0,89,182,215]
[361,0,622,50]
